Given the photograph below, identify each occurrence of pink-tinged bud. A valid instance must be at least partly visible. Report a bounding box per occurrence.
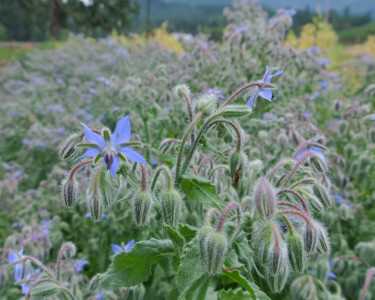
[254,177,277,218]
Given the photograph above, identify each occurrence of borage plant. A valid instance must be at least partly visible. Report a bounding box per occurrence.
[7,72,334,299]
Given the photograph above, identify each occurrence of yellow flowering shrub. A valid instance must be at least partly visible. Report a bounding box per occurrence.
[111,23,184,55]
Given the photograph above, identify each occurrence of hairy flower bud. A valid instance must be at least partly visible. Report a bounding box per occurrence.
[58,133,81,160]
[159,188,183,227]
[264,224,290,293]
[62,177,79,207]
[174,84,191,99]
[229,151,247,187]
[316,222,330,254]
[87,168,104,221]
[198,226,228,275]
[287,231,306,273]
[313,182,333,207]
[196,93,218,115]
[254,177,277,218]
[132,191,152,226]
[303,221,319,253]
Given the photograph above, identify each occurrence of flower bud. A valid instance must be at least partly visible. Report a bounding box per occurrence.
[287,231,305,273]
[198,226,228,275]
[303,221,319,253]
[58,133,81,160]
[87,169,104,221]
[219,105,252,118]
[316,222,330,254]
[174,84,191,99]
[159,188,183,227]
[229,151,247,186]
[254,177,277,218]
[264,224,290,293]
[196,93,218,115]
[62,177,79,207]
[291,275,321,300]
[132,191,152,226]
[313,182,333,207]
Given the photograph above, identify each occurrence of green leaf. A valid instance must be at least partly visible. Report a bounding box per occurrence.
[221,270,261,300]
[221,270,271,300]
[164,223,185,250]
[99,239,174,288]
[180,274,211,300]
[178,223,198,242]
[180,175,222,208]
[219,288,254,300]
[176,238,206,297]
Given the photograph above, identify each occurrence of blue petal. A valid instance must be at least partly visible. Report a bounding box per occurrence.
[82,123,106,149]
[109,155,120,177]
[271,69,283,78]
[246,94,257,108]
[83,148,101,158]
[14,264,23,282]
[112,116,131,145]
[124,240,135,253]
[259,89,273,101]
[7,251,17,263]
[262,66,272,83]
[112,244,123,255]
[121,147,146,164]
[21,283,30,295]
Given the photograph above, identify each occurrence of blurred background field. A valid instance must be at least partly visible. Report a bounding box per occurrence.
[0,1,375,300]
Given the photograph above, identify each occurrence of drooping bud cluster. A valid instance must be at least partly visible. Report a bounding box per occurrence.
[254,177,277,218]
[198,202,241,275]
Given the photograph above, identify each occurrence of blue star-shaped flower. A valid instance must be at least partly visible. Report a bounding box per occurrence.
[82,116,146,176]
[246,66,283,108]
[7,249,24,282]
[111,240,135,255]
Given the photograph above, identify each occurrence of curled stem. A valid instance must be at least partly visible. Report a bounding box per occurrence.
[151,165,174,191]
[175,112,203,185]
[220,81,273,107]
[68,159,92,180]
[178,119,242,183]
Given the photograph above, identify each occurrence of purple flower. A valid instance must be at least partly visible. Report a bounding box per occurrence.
[74,259,89,273]
[7,249,24,282]
[95,291,105,300]
[247,66,283,108]
[294,145,327,166]
[326,259,336,281]
[82,116,146,176]
[112,240,135,255]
